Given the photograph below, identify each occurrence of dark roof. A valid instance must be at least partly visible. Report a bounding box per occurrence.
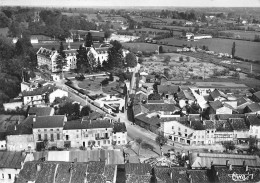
[143,104,179,112]
[210,89,226,100]
[246,103,260,112]
[64,119,83,130]
[215,120,233,132]
[22,84,55,97]
[229,118,248,131]
[209,100,223,110]
[6,124,32,135]
[210,114,245,121]
[158,85,179,94]
[17,161,115,183]
[33,115,65,129]
[247,116,260,126]
[113,122,127,133]
[81,119,114,129]
[253,91,260,100]
[177,90,195,101]
[28,107,53,117]
[213,165,260,183]
[133,104,149,116]
[0,151,26,169]
[125,163,152,175]
[237,97,249,106]
[147,100,164,104]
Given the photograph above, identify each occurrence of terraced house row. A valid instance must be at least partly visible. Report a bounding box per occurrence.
[0,108,127,152]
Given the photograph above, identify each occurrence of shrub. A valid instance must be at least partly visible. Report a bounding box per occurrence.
[179,56,184,62]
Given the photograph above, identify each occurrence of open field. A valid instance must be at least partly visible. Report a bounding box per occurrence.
[122,42,178,52]
[159,38,260,61]
[182,52,260,75]
[220,30,260,40]
[141,53,232,80]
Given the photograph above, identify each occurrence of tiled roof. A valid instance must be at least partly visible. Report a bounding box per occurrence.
[113,122,127,133]
[0,151,26,169]
[178,90,195,101]
[81,119,114,129]
[147,100,164,104]
[6,123,32,135]
[34,149,124,164]
[28,107,53,116]
[158,85,179,94]
[246,103,260,112]
[125,163,152,175]
[143,103,179,112]
[237,97,249,106]
[229,118,248,131]
[210,89,226,100]
[247,115,260,126]
[253,91,260,100]
[209,100,223,110]
[154,167,189,183]
[215,120,233,132]
[189,153,260,169]
[210,114,245,121]
[22,84,55,97]
[133,104,149,116]
[33,115,65,129]
[213,165,260,183]
[63,119,83,130]
[17,161,116,183]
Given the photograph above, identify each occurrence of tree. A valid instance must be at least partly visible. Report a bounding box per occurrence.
[135,138,143,156]
[148,93,161,100]
[231,42,236,58]
[107,40,123,69]
[223,141,236,151]
[85,32,93,47]
[81,105,91,116]
[141,141,155,154]
[155,135,168,156]
[163,56,171,65]
[76,45,89,73]
[56,42,67,77]
[125,52,137,68]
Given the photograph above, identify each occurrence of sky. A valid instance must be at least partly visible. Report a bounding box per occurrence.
[1,0,260,7]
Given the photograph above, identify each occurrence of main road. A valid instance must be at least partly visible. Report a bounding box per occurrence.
[54,79,223,155]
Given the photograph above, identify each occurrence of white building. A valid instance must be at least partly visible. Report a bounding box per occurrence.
[112,122,127,145]
[0,151,28,183]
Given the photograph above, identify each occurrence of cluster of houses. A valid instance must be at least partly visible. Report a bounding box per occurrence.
[0,106,127,152]
[131,75,260,146]
[2,150,260,183]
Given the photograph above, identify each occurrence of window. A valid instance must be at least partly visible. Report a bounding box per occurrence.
[44,134,47,140]
[103,140,106,144]
[108,140,110,144]
[193,136,196,139]
[2,173,4,178]
[256,129,258,134]
[50,129,53,131]
[98,141,100,146]
[76,135,79,138]
[38,134,41,141]
[38,129,41,132]
[118,141,120,144]
[178,127,181,131]
[51,134,54,141]
[122,140,125,144]
[57,133,60,140]
[57,129,59,131]
[185,129,187,132]
[44,129,47,132]
[8,174,11,179]
[172,126,174,129]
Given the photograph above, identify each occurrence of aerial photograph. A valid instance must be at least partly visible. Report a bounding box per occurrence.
[0,0,260,182]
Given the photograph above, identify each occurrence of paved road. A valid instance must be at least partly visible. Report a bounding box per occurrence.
[55,79,224,155]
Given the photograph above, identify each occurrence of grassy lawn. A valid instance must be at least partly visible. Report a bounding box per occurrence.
[158,38,260,61]
[220,30,259,40]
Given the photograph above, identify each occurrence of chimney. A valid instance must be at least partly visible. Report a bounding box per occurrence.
[229,164,232,171]
[33,117,36,123]
[188,174,192,183]
[216,172,219,176]
[226,160,229,166]
[246,165,249,171]
[14,125,17,131]
[37,164,41,171]
[170,172,173,179]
